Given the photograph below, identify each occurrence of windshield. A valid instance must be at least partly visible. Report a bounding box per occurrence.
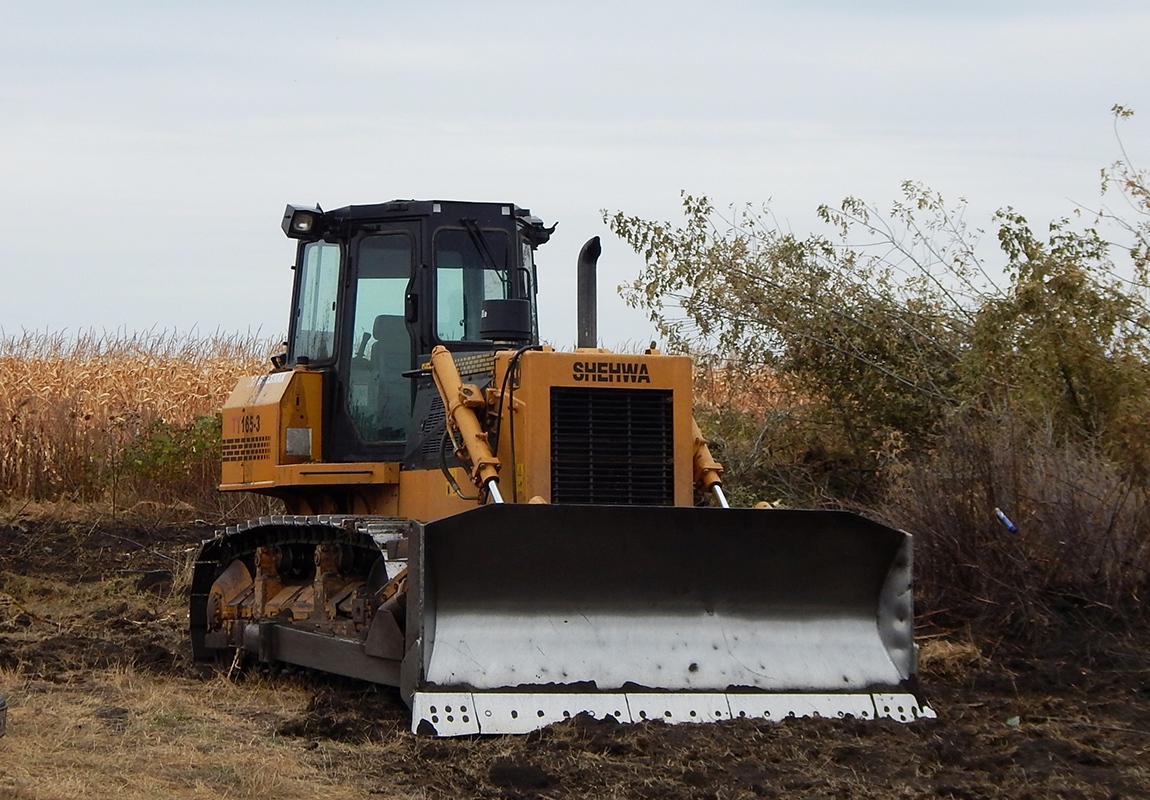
[434,227,520,342]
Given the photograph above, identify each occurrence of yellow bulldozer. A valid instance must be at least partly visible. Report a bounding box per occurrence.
[190,199,933,735]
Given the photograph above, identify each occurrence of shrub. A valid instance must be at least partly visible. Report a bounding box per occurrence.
[880,410,1150,639]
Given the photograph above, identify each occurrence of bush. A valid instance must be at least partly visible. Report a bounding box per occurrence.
[116,414,223,507]
[610,111,1150,642]
[880,410,1150,640]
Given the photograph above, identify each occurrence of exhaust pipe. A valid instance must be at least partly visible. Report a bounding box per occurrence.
[577,237,601,348]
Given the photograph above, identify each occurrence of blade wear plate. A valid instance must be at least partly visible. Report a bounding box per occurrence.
[411,690,932,735]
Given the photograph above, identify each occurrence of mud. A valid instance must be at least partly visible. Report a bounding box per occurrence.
[1,516,1148,798]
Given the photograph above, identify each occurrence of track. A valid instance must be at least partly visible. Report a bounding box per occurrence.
[189,515,413,680]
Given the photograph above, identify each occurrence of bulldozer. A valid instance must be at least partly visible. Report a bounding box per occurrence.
[190,199,933,735]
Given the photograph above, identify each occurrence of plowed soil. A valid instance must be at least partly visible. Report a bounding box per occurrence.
[1,514,1148,799]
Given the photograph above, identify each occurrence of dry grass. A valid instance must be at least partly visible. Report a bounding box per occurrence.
[918,638,984,683]
[0,330,275,506]
[0,669,371,800]
[0,512,385,800]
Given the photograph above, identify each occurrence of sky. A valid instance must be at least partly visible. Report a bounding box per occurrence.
[2,1,1149,348]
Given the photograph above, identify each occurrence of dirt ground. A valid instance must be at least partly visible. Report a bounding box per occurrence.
[0,510,1148,799]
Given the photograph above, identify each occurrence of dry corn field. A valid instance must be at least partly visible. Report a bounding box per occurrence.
[0,331,275,505]
[692,362,788,415]
[0,331,778,508]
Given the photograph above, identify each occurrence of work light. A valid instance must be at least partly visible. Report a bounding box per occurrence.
[281,205,324,239]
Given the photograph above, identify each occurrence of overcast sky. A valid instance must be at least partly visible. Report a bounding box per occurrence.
[3,2,1148,347]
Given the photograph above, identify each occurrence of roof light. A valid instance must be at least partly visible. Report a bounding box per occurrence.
[281,205,325,239]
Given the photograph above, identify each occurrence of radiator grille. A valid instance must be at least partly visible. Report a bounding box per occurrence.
[221,435,272,463]
[550,387,674,505]
[419,397,448,460]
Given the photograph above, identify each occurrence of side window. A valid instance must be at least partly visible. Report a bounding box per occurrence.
[521,239,538,341]
[434,228,510,342]
[348,234,413,442]
[290,241,340,363]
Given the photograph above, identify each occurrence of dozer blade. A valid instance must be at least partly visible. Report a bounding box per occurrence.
[403,503,933,735]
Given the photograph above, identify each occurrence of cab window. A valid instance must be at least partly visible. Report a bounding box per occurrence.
[290,241,340,363]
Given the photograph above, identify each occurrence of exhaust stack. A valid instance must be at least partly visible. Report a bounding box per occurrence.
[577,237,601,348]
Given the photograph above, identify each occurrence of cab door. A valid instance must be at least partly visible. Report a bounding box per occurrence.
[329,225,420,462]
